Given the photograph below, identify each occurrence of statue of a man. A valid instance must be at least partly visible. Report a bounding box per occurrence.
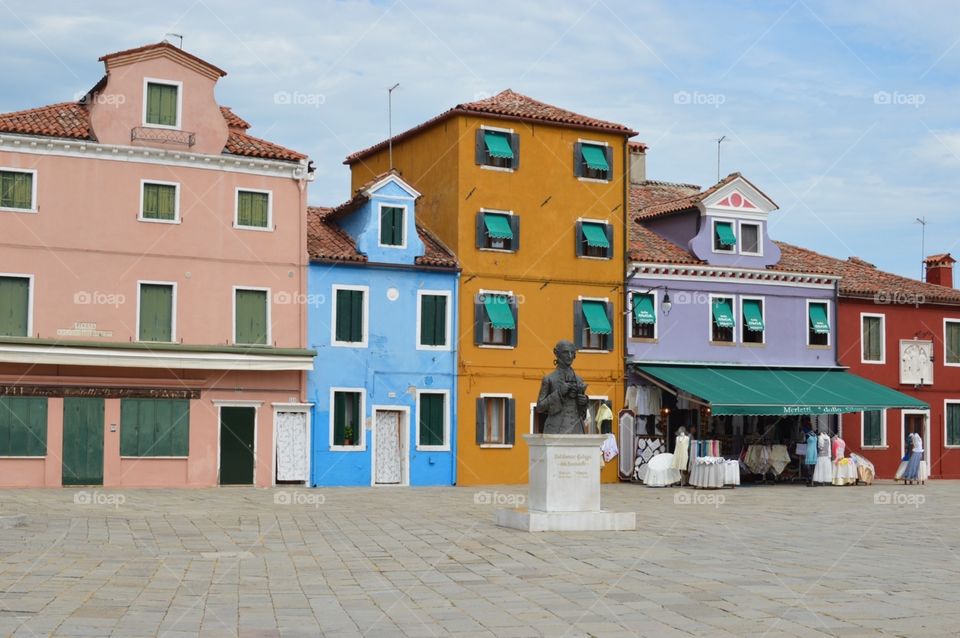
[536,340,589,434]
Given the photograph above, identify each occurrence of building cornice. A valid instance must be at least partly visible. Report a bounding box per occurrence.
[628,261,839,289]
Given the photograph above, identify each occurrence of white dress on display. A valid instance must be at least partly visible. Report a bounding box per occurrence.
[812,433,833,483]
[672,434,689,471]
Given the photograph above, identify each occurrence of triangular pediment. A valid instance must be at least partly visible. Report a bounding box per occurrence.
[701,176,777,216]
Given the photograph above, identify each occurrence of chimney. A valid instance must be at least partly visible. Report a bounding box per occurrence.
[924,253,956,288]
[629,141,647,185]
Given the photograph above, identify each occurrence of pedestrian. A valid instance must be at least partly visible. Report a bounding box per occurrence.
[902,431,925,485]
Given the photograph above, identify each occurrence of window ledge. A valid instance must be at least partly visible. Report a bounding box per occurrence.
[576,349,611,354]
[742,342,766,348]
[416,344,452,352]
[944,362,960,367]
[329,446,366,452]
[480,444,514,449]
[141,122,182,131]
[0,455,45,459]
[577,177,611,184]
[861,360,886,365]
[332,342,369,349]
[138,216,180,225]
[120,456,188,460]
[233,224,274,232]
[416,446,451,452]
[860,446,888,450]
[576,255,613,261]
[478,247,517,254]
[709,341,736,347]
[477,344,515,350]
[739,251,763,257]
[629,337,658,344]
[0,207,37,214]
[807,344,832,350]
[480,165,515,173]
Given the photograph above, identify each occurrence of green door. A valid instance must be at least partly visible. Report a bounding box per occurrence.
[62,398,104,485]
[220,407,255,485]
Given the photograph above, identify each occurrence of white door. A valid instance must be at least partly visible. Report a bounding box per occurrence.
[375,411,403,484]
[275,411,308,482]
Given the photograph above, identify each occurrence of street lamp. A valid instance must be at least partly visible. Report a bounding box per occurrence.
[624,285,672,317]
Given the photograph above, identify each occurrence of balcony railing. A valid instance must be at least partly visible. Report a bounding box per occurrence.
[130,126,196,148]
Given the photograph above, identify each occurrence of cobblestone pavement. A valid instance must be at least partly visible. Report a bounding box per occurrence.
[0,481,956,637]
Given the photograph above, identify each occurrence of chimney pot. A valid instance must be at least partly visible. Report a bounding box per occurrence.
[629,142,647,185]
[924,253,955,288]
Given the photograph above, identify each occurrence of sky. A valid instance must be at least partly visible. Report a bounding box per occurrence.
[2,0,958,280]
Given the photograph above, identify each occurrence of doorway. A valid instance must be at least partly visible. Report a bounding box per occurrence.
[220,406,256,485]
[274,410,309,484]
[62,398,104,486]
[901,410,931,476]
[373,408,407,485]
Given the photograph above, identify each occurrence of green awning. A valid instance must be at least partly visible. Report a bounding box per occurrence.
[582,301,612,335]
[483,296,515,329]
[580,144,609,171]
[581,222,609,248]
[715,221,736,247]
[633,294,655,325]
[809,304,830,334]
[483,213,514,239]
[635,364,929,416]
[483,131,514,159]
[743,299,764,332]
[712,298,734,328]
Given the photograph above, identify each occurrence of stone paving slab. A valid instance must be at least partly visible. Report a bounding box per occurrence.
[0,481,954,636]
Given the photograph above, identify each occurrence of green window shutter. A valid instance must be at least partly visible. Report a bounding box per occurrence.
[380,206,404,246]
[0,171,33,210]
[333,392,346,444]
[948,405,960,446]
[419,393,445,446]
[0,397,46,456]
[142,183,176,220]
[146,83,178,126]
[237,191,270,228]
[0,276,29,337]
[235,289,268,345]
[335,290,364,343]
[947,323,960,365]
[138,284,173,342]
[863,317,882,361]
[420,295,447,346]
[863,410,882,447]
[120,399,189,456]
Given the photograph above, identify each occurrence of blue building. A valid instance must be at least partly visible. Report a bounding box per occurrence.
[306,173,459,486]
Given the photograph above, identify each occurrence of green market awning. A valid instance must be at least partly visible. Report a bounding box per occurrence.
[581,222,609,248]
[742,299,764,332]
[483,296,515,329]
[582,301,612,335]
[715,221,736,247]
[635,364,928,416]
[712,298,734,328]
[483,213,514,239]
[809,304,830,334]
[633,294,655,325]
[483,131,514,159]
[580,144,609,171]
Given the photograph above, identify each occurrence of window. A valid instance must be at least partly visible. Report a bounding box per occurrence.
[418,292,449,348]
[574,142,612,180]
[711,296,735,343]
[0,276,30,337]
[138,282,175,342]
[333,286,366,346]
[947,402,960,447]
[417,392,447,449]
[0,169,35,211]
[0,397,47,456]
[236,190,271,230]
[861,314,885,363]
[740,222,761,255]
[630,292,656,339]
[945,320,960,365]
[474,292,517,347]
[234,288,269,345]
[713,220,736,252]
[331,390,363,448]
[476,211,519,251]
[862,410,885,447]
[575,221,613,259]
[575,299,613,351]
[120,399,189,457]
[140,181,178,222]
[476,395,515,446]
[144,81,179,127]
[379,204,405,247]
[741,298,764,344]
[808,301,829,347]
[475,128,519,169]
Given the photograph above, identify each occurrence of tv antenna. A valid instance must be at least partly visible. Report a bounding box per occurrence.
[915,217,928,280]
[165,33,184,48]
[716,136,726,182]
[388,83,400,170]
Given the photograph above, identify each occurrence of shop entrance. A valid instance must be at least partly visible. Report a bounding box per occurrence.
[62,398,104,486]
[901,410,930,475]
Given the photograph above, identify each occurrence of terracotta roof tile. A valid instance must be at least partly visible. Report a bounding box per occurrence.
[628,224,703,264]
[306,207,366,263]
[223,129,305,161]
[220,106,250,130]
[99,41,227,78]
[633,173,745,220]
[415,225,458,268]
[346,89,637,164]
[924,253,955,265]
[630,180,701,214]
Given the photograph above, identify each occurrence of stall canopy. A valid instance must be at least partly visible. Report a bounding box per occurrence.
[635,364,928,416]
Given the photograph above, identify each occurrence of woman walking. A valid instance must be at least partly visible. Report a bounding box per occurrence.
[902,431,926,485]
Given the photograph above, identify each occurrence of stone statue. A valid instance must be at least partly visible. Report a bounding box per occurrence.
[536,340,589,434]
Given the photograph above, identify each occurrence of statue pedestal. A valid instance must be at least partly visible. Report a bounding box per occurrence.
[495,434,636,532]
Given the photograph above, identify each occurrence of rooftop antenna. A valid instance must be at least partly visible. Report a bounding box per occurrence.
[388,83,400,170]
[915,217,927,280]
[165,33,184,48]
[716,136,726,182]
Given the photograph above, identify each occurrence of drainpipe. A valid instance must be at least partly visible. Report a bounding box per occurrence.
[451,271,460,486]
[621,138,630,403]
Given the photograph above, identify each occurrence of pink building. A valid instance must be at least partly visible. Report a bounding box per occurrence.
[0,42,315,488]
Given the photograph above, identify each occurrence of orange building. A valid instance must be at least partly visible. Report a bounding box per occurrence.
[346,90,637,484]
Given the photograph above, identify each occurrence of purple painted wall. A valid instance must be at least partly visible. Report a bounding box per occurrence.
[644,211,699,249]
[627,276,836,367]
[689,216,781,268]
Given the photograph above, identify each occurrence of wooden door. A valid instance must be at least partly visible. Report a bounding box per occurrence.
[374,411,402,485]
[62,398,104,486]
[220,407,255,485]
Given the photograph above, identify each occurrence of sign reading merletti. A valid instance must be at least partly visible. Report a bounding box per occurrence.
[56,322,113,338]
[0,385,200,399]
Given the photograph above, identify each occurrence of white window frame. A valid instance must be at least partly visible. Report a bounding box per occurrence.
[331,284,369,348]
[478,208,516,253]
[860,312,886,364]
[0,167,38,214]
[577,216,613,260]
[376,201,407,249]
[740,296,765,345]
[738,220,762,256]
[234,187,273,232]
[805,299,831,348]
[136,280,177,343]
[576,138,613,184]
[477,288,516,350]
[415,389,450,451]
[142,78,183,130]
[232,285,271,346]
[628,289,658,341]
[416,289,452,351]
[860,409,887,448]
[711,217,737,254]
[708,293,737,344]
[329,387,366,451]
[0,272,33,337]
[945,400,960,448]
[478,392,513,448]
[577,295,612,353]
[944,319,960,367]
[479,125,516,173]
[138,179,181,224]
